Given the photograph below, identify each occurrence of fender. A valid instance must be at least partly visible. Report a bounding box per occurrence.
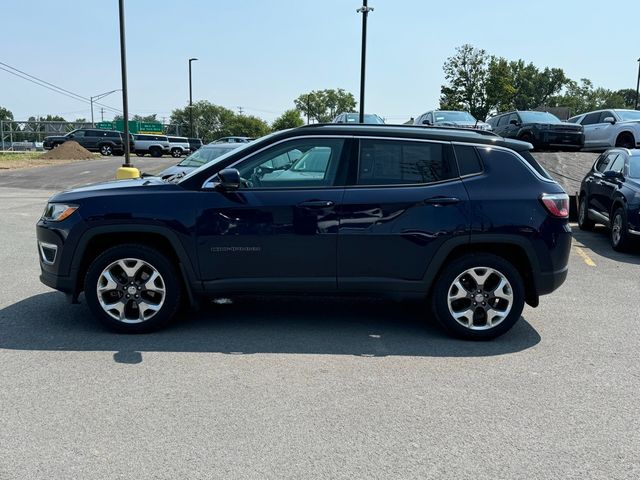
[69,224,202,301]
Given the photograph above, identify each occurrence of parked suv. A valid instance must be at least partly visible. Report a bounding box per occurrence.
[36,124,570,340]
[486,111,584,151]
[333,112,385,124]
[167,136,191,157]
[414,110,491,131]
[578,148,640,251]
[567,109,640,151]
[43,128,133,156]
[188,138,203,152]
[134,134,170,157]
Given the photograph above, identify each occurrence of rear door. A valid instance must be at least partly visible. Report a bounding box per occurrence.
[591,152,619,214]
[337,137,469,292]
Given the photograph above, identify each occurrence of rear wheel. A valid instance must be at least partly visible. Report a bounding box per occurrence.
[84,244,182,333]
[578,196,595,230]
[610,207,632,252]
[149,147,162,158]
[99,144,113,156]
[171,148,182,158]
[615,132,635,149]
[432,253,525,340]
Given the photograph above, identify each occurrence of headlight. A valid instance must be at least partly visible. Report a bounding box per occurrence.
[42,203,78,222]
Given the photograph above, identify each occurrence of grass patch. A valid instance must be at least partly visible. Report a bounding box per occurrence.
[0,151,98,170]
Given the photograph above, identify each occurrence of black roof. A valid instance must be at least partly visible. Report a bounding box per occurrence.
[288,123,530,152]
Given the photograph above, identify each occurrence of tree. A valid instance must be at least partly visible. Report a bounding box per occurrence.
[0,106,13,122]
[169,101,269,142]
[113,114,158,122]
[615,89,638,109]
[272,109,304,131]
[549,79,626,114]
[294,88,356,123]
[439,44,491,119]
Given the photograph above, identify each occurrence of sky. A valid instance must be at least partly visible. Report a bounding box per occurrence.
[1,0,639,124]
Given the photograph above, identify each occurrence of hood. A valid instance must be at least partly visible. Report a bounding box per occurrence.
[50,177,179,202]
[44,135,67,141]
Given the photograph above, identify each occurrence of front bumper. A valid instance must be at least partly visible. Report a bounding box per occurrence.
[537,131,584,149]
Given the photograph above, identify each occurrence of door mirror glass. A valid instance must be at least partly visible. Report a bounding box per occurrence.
[603,116,616,124]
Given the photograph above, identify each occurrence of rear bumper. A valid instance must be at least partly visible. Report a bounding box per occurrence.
[536,265,568,295]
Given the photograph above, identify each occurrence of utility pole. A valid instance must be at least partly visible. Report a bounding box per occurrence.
[237,106,244,115]
[189,58,198,136]
[100,108,105,122]
[635,57,640,110]
[90,89,120,127]
[357,0,374,124]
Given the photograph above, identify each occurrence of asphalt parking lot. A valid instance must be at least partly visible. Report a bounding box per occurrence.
[0,169,639,478]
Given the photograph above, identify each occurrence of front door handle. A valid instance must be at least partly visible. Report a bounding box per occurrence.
[297,200,335,208]
[423,196,460,206]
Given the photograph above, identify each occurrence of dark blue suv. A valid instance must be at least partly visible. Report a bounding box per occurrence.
[36,125,571,340]
[578,148,640,251]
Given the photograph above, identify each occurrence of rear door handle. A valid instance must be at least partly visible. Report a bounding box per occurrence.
[423,196,460,206]
[297,200,335,208]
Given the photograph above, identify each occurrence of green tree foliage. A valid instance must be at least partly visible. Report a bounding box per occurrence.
[614,88,638,109]
[0,106,13,122]
[272,109,305,131]
[548,79,628,113]
[113,114,158,122]
[294,88,356,123]
[169,101,269,142]
[439,44,491,119]
[440,45,568,119]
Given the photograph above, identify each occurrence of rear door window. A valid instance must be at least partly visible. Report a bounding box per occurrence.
[454,145,483,176]
[357,139,455,185]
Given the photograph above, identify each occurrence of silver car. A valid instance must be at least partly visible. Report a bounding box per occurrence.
[158,143,242,179]
[414,110,492,131]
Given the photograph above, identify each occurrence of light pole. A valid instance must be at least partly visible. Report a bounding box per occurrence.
[635,57,640,110]
[115,0,138,178]
[189,58,198,136]
[90,89,120,126]
[357,0,374,124]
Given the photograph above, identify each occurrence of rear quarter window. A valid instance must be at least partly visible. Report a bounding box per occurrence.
[477,147,553,182]
[453,145,483,176]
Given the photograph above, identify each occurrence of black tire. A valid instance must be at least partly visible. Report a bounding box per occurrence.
[84,244,182,333]
[99,144,113,156]
[615,132,635,149]
[578,195,595,230]
[431,253,525,340]
[610,207,632,252]
[171,148,182,158]
[150,147,162,158]
[520,133,535,145]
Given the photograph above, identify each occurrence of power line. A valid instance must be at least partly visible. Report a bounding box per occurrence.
[0,61,123,114]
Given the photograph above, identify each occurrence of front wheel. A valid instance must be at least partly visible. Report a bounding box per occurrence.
[84,244,182,333]
[578,196,595,230]
[99,144,113,156]
[432,254,525,340]
[610,207,632,252]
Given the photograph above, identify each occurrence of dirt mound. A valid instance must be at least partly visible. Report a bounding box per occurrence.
[39,141,95,160]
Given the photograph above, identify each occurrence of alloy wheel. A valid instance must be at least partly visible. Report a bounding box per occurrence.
[611,214,622,246]
[447,266,514,330]
[96,258,166,324]
[101,145,112,156]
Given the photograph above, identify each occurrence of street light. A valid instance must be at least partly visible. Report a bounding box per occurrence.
[357,0,374,124]
[115,0,139,179]
[635,57,640,110]
[90,89,121,126]
[189,58,198,136]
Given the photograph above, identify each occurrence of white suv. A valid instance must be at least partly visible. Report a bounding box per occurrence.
[167,136,191,157]
[568,109,640,150]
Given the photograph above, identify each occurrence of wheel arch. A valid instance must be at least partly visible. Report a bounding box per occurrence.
[615,130,635,144]
[423,235,540,307]
[70,226,200,305]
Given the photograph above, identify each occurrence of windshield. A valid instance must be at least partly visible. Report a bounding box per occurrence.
[629,155,640,178]
[178,146,237,168]
[435,111,475,122]
[178,131,280,183]
[519,111,561,124]
[344,113,384,124]
[617,110,640,122]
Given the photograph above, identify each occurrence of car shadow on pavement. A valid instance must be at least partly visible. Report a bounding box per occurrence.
[572,226,640,265]
[0,293,541,362]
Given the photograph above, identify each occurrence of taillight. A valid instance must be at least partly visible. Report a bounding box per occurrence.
[540,193,569,218]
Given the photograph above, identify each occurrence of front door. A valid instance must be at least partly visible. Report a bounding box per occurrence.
[196,137,348,292]
[337,138,469,291]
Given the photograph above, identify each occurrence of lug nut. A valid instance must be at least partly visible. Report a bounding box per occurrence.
[126,294,130,298]
[473,302,477,306]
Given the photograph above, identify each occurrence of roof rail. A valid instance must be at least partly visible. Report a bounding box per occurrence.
[296,123,500,137]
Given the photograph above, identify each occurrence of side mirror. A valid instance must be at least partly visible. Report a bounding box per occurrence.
[603,170,623,180]
[603,116,616,124]
[422,119,431,125]
[216,168,241,190]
